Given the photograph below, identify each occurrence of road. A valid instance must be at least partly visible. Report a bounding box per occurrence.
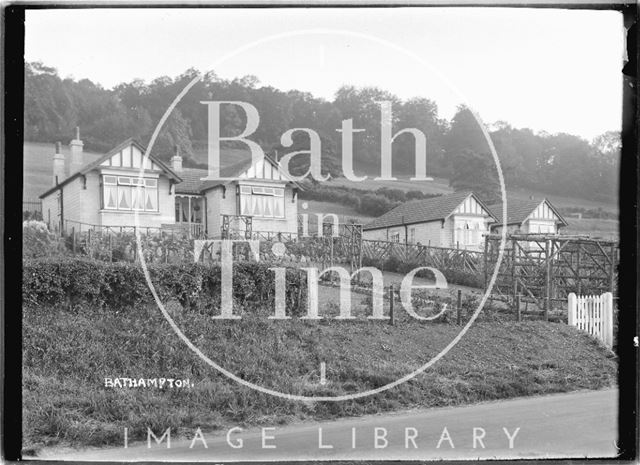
[38,389,618,461]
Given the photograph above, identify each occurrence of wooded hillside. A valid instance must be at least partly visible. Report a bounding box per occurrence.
[24,62,619,205]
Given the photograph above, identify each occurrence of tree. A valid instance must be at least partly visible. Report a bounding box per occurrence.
[449,149,500,204]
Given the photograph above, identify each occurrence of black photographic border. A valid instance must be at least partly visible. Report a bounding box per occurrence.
[3,2,638,462]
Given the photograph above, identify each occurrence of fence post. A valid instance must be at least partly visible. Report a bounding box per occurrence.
[88,229,92,258]
[544,239,551,321]
[483,237,489,291]
[567,293,576,326]
[510,238,516,304]
[456,289,462,325]
[71,227,76,254]
[516,294,521,322]
[609,244,616,294]
[388,285,395,326]
[603,292,613,348]
[576,245,582,295]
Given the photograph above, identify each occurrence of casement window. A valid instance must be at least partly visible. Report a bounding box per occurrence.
[102,175,158,211]
[390,232,400,243]
[409,227,416,244]
[239,185,285,218]
[455,222,482,248]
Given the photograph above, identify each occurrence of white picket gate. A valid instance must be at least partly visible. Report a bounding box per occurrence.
[567,292,614,348]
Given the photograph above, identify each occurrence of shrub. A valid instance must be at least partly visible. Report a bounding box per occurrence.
[299,184,441,217]
[22,258,307,314]
[22,221,66,259]
[359,193,398,217]
[375,187,407,202]
[23,210,43,221]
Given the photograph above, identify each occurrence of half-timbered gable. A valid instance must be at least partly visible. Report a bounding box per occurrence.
[488,198,567,235]
[40,136,301,239]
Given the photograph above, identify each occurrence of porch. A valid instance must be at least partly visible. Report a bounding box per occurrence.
[169,195,206,238]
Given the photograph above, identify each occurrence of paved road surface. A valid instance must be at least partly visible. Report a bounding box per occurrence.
[38,389,617,461]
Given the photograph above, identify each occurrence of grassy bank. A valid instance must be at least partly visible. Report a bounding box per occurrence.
[23,302,617,453]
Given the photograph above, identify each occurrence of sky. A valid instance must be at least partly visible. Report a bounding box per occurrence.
[25,7,624,140]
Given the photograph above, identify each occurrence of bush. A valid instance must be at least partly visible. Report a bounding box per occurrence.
[359,193,398,217]
[22,258,307,314]
[22,221,66,259]
[375,187,407,202]
[23,210,43,221]
[299,183,442,217]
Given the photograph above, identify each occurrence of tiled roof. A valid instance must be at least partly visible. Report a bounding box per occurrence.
[363,191,478,231]
[487,198,542,225]
[174,158,253,195]
[487,197,567,226]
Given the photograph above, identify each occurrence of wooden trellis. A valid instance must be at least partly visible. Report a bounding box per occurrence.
[361,240,483,274]
[484,233,618,319]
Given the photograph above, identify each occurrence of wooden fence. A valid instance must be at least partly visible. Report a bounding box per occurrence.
[568,292,614,348]
[484,233,618,319]
[362,240,483,273]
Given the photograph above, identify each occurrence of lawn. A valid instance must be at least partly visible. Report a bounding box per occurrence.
[23,301,617,454]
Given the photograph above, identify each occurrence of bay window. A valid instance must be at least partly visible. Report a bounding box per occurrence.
[239,185,285,218]
[103,175,158,212]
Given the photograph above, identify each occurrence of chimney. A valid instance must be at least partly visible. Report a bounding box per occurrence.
[170,145,183,172]
[53,141,65,186]
[69,126,84,176]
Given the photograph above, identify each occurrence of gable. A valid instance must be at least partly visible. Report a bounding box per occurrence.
[99,143,162,171]
[40,138,181,199]
[452,194,492,217]
[528,200,559,222]
[238,156,285,182]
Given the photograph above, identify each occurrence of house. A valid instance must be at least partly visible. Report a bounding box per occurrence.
[39,131,301,239]
[487,197,568,235]
[362,191,497,250]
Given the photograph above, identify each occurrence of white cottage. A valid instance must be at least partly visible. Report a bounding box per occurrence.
[487,197,567,235]
[40,133,302,239]
[362,191,497,250]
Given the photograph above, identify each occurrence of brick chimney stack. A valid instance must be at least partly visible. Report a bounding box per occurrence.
[69,126,84,176]
[170,145,183,172]
[53,141,65,186]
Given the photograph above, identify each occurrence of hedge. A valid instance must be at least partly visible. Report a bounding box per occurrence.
[22,258,308,315]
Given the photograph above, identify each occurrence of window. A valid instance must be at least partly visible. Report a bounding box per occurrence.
[103,175,158,211]
[455,221,482,248]
[409,227,416,244]
[390,232,400,243]
[239,185,285,218]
